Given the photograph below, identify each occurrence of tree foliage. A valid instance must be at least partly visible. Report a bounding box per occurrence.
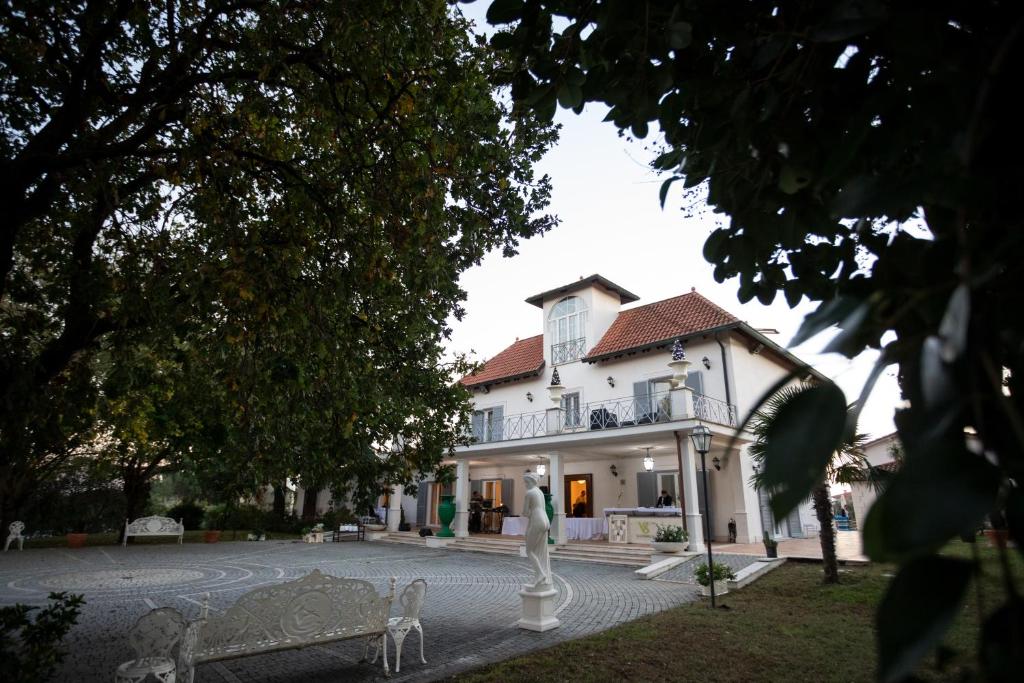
[0,1,556,528]
[484,0,1024,678]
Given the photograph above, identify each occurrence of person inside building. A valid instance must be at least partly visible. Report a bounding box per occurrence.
[572,490,587,517]
[656,489,674,507]
[469,490,483,532]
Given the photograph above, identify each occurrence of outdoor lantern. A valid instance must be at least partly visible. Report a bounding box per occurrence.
[526,391,533,402]
[607,376,615,387]
[702,356,712,370]
[689,424,712,455]
[643,452,655,472]
[537,464,547,476]
[712,456,722,471]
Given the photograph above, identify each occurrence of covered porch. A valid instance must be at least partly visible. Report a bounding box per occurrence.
[430,421,762,551]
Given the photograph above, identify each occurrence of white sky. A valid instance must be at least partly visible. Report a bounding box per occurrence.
[447,6,900,440]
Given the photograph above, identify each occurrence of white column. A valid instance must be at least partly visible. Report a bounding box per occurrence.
[454,459,470,538]
[678,433,705,552]
[734,445,763,543]
[548,452,567,545]
[387,485,404,532]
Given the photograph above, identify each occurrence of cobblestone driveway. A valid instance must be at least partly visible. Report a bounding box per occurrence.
[1,541,698,682]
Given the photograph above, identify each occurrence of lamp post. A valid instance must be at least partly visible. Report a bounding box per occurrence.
[689,425,716,607]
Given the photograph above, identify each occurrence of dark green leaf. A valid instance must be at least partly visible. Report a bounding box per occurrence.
[876,555,972,683]
[790,296,864,346]
[980,598,1024,681]
[668,22,692,50]
[659,176,679,209]
[486,0,525,25]
[761,382,847,519]
[937,284,970,362]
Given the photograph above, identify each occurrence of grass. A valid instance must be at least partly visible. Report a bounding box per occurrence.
[455,541,1023,683]
[21,529,300,548]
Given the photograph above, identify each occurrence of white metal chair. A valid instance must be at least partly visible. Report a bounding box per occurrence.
[4,521,25,551]
[373,579,427,673]
[115,608,187,683]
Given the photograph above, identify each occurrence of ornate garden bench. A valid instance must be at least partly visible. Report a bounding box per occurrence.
[173,570,397,680]
[123,516,185,546]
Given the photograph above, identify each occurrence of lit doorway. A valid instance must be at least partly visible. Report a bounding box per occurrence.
[564,474,593,518]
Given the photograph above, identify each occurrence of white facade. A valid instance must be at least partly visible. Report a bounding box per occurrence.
[404,277,822,547]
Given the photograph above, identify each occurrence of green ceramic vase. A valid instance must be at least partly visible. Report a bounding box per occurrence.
[437,494,456,538]
[544,493,555,544]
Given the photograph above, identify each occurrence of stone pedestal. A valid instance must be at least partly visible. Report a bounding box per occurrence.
[518,586,560,632]
[424,536,452,548]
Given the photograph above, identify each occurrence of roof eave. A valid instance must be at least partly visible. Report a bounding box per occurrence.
[582,322,743,363]
[461,362,546,390]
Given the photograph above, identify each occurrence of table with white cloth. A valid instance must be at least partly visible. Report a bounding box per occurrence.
[602,507,685,544]
[500,516,608,540]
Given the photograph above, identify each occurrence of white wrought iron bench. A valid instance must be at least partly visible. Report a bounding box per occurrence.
[123,516,185,546]
[177,570,397,680]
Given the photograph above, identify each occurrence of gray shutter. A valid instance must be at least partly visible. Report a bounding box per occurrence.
[491,406,504,441]
[636,471,657,507]
[501,478,514,513]
[415,482,428,525]
[786,506,804,538]
[471,411,484,442]
[757,486,775,538]
[633,381,651,421]
[685,371,704,396]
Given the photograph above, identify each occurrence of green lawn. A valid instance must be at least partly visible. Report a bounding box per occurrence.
[20,529,300,548]
[456,542,1022,683]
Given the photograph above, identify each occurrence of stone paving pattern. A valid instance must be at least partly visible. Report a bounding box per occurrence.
[0,541,699,682]
[653,553,761,584]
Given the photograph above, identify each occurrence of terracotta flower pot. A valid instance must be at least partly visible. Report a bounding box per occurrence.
[204,530,222,543]
[986,529,1009,549]
[66,533,88,548]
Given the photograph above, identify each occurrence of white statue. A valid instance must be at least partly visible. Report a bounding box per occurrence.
[522,472,552,591]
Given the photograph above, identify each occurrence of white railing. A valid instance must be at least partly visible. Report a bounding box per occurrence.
[468,390,737,445]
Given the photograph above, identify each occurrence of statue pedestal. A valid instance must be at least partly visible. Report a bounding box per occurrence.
[517,586,560,632]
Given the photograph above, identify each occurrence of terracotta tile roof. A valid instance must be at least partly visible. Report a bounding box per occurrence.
[585,291,740,360]
[875,461,901,473]
[460,334,544,388]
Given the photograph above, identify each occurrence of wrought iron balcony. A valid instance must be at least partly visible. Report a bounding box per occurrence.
[467,390,738,445]
[550,337,587,365]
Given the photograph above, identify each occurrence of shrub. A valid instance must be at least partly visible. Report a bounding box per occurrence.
[694,562,737,586]
[166,502,205,530]
[0,592,84,682]
[654,525,688,543]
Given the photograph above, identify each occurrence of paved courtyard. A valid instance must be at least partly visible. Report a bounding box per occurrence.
[1,541,700,682]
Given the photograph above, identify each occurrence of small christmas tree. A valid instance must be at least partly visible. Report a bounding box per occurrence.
[550,368,562,386]
[671,339,686,361]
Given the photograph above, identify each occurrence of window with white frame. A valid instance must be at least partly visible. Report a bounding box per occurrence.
[471,406,503,442]
[561,391,581,428]
[548,296,588,364]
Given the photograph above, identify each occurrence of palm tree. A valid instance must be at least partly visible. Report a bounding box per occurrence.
[749,385,874,584]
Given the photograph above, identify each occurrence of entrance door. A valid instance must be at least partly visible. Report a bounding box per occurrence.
[302,489,318,519]
[564,474,593,517]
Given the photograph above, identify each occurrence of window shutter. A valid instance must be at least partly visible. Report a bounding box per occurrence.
[757,486,775,538]
[636,471,657,507]
[501,478,514,513]
[786,506,804,538]
[633,381,651,421]
[491,405,504,441]
[685,371,704,396]
[471,411,484,442]
[415,482,429,525]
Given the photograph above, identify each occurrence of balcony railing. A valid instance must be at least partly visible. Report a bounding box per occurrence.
[468,390,737,445]
[551,337,586,365]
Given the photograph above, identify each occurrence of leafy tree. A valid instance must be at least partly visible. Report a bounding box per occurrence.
[0,592,84,683]
[483,0,1024,678]
[749,383,872,584]
[0,1,556,530]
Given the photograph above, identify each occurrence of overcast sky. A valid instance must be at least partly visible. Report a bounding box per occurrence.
[447,5,901,439]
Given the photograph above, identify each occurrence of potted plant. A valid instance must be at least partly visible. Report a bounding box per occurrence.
[763,532,779,558]
[203,505,224,543]
[651,524,689,553]
[303,523,325,543]
[694,561,736,597]
[66,526,89,549]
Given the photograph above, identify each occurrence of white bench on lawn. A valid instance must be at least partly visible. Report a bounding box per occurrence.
[122,516,184,546]
[176,570,397,680]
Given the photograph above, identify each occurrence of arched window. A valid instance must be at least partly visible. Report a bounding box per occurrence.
[548,296,588,364]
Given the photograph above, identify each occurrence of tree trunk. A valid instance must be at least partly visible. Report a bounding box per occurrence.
[120,470,152,545]
[812,483,840,584]
[272,483,286,518]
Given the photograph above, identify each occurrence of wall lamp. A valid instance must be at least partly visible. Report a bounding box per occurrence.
[607,376,615,388]
[702,356,712,370]
[712,456,722,471]
[526,391,533,402]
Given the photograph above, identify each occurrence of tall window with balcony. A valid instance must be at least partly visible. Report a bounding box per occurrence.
[548,296,587,365]
[471,406,504,443]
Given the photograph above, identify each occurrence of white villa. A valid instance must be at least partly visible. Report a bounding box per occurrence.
[295,275,823,549]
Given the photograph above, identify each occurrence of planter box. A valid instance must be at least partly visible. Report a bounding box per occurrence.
[304,532,324,543]
[204,530,222,543]
[985,529,1009,549]
[66,533,88,549]
[700,580,729,597]
[764,545,778,558]
[651,541,689,554]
